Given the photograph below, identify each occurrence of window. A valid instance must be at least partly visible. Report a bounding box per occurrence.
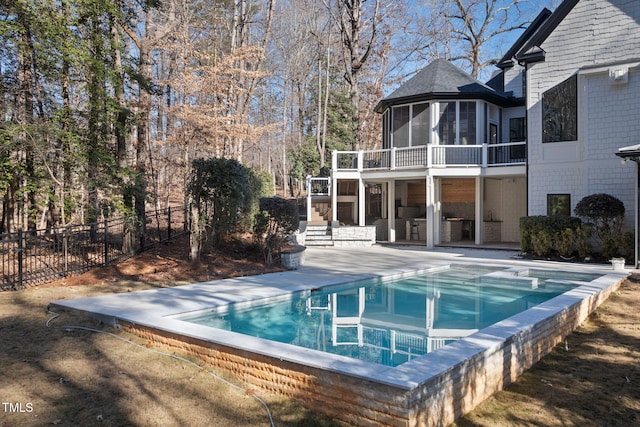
[438,101,476,145]
[438,102,456,144]
[542,75,577,143]
[509,118,526,142]
[547,194,571,216]
[509,117,526,160]
[390,102,430,148]
[382,110,390,149]
[489,123,498,144]
[458,102,476,145]
[411,103,430,145]
[392,105,410,147]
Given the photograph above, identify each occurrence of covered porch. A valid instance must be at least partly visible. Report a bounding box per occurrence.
[315,173,526,249]
[319,144,526,249]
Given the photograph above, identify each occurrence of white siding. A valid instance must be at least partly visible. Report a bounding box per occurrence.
[526,0,640,224]
[503,66,525,98]
[582,68,640,229]
[484,177,527,242]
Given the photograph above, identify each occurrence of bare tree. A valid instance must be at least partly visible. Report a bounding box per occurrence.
[430,0,531,78]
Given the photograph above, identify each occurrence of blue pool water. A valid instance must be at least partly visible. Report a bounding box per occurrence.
[177,266,599,367]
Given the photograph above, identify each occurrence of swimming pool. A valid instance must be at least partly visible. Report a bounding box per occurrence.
[49,249,626,427]
[175,265,593,367]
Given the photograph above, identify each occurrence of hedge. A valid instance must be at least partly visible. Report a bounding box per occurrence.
[520,216,582,255]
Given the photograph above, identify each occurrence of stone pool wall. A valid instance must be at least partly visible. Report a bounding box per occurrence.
[120,276,623,427]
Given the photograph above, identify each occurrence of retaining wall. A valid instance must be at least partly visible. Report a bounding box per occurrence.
[331,225,376,247]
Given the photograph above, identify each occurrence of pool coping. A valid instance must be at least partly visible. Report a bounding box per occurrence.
[49,259,627,391]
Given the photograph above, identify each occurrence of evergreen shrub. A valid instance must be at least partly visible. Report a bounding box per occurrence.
[574,193,625,259]
[254,197,300,265]
[520,216,582,256]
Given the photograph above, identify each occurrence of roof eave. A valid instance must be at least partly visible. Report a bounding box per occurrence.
[616,144,640,160]
[496,8,553,69]
[516,49,546,65]
[374,92,523,114]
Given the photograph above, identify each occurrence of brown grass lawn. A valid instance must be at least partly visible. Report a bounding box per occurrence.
[1,237,639,426]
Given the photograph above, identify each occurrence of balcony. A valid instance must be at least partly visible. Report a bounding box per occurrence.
[332,142,526,171]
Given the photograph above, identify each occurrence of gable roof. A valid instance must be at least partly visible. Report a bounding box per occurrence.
[374,59,518,113]
[515,0,580,64]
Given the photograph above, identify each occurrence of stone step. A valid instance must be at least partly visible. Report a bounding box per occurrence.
[304,225,334,246]
[306,233,332,239]
[305,240,334,247]
[306,227,330,236]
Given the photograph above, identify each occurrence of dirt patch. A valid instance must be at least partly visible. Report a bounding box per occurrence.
[454,279,640,427]
[39,234,286,289]
[1,237,638,426]
[0,237,336,427]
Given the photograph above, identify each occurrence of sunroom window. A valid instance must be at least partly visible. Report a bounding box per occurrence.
[390,102,430,148]
[411,103,430,145]
[438,101,476,145]
[392,105,410,147]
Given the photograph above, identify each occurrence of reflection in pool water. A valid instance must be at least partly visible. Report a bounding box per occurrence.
[177,266,593,367]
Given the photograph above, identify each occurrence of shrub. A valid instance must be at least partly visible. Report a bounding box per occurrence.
[254,197,300,266]
[187,158,257,260]
[244,169,275,231]
[575,223,594,259]
[574,193,625,258]
[621,231,635,264]
[557,228,575,258]
[531,229,553,257]
[520,216,581,256]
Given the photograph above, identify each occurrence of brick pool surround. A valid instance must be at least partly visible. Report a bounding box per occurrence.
[50,257,627,426]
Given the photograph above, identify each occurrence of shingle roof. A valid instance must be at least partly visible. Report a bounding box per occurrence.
[374,59,517,112]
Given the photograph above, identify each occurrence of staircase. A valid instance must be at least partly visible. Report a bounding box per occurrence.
[304,224,334,247]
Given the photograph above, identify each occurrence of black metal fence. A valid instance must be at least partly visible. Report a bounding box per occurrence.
[0,206,186,290]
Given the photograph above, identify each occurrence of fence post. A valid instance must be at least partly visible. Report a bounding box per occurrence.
[167,207,172,242]
[63,228,69,275]
[17,229,23,289]
[104,219,109,266]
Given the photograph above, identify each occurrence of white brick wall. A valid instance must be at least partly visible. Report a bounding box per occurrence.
[526,0,640,223]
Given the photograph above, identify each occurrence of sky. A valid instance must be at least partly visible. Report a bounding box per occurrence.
[385,0,562,91]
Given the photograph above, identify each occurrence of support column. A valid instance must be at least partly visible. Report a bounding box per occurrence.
[426,174,435,249]
[306,176,312,223]
[475,176,483,245]
[388,179,396,242]
[358,178,365,226]
[332,176,338,222]
[433,177,441,245]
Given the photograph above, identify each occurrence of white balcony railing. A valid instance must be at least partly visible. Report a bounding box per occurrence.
[307,176,331,196]
[332,142,526,171]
